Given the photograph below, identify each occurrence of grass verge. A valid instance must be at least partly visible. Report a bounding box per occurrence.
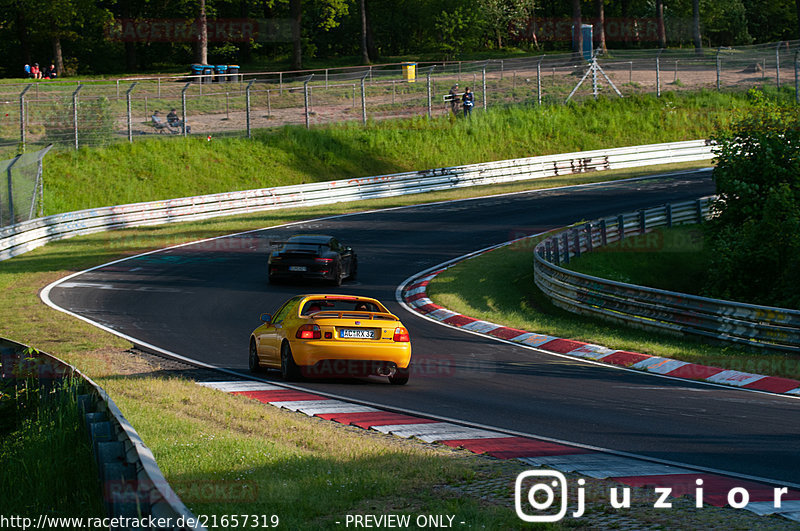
[0,376,103,517]
[43,90,748,215]
[426,233,800,380]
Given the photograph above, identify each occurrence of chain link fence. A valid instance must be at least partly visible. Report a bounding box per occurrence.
[1,40,798,156]
[0,145,51,227]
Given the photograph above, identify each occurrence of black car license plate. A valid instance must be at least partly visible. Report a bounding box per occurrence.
[340,329,375,339]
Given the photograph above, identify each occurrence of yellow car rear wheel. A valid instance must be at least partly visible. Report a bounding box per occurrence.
[281,341,302,381]
[388,366,410,385]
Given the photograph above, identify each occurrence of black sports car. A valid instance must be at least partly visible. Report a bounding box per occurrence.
[268,234,357,285]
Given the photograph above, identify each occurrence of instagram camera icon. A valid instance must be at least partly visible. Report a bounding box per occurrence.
[515,470,568,522]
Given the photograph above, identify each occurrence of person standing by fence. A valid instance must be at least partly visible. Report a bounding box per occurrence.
[462,87,474,117]
[449,83,460,116]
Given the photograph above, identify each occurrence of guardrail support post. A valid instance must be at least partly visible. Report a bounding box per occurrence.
[695,199,704,223]
[666,203,673,227]
[600,219,607,246]
[638,210,646,234]
[585,223,593,252]
[19,84,33,148]
[72,85,83,150]
[125,82,137,143]
[181,82,190,137]
[245,80,255,138]
[553,238,560,265]
[562,231,570,264]
[617,215,625,240]
[574,229,581,258]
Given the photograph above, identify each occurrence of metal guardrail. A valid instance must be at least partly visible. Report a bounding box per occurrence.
[0,139,713,262]
[0,338,204,530]
[533,198,800,353]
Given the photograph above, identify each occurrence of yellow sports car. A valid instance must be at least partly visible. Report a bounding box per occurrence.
[249,294,412,385]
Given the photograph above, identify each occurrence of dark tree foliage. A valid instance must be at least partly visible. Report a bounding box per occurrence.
[706,91,800,309]
[0,0,796,77]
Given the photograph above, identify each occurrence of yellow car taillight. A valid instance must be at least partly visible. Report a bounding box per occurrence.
[393,327,410,342]
[296,324,322,339]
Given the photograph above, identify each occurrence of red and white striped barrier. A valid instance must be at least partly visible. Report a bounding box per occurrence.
[401,268,800,397]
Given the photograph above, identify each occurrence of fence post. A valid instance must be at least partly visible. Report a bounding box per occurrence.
[245,80,255,138]
[537,57,543,105]
[126,82,137,143]
[360,73,368,125]
[656,49,663,97]
[716,48,722,91]
[303,75,313,130]
[5,155,21,225]
[279,72,283,95]
[181,82,190,137]
[19,84,33,148]
[72,85,83,150]
[795,50,799,104]
[482,64,487,110]
[776,42,782,89]
[426,71,432,119]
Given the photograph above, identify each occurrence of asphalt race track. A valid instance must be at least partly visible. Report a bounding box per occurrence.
[47,170,800,486]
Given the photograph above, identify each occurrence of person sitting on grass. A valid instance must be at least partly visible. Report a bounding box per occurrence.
[167,108,190,134]
[151,110,176,133]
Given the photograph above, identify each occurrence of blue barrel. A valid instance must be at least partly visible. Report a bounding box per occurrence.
[228,65,240,82]
[214,65,228,82]
[190,64,204,83]
[202,66,213,83]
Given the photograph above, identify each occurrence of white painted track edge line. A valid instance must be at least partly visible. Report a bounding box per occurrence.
[39,168,792,488]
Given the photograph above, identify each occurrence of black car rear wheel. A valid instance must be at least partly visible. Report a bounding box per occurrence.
[281,342,302,381]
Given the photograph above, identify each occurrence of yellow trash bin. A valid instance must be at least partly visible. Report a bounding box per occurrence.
[402,62,416,83]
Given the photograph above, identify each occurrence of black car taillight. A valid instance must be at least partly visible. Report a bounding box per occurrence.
[315,258,333,264]
[296,324,322,339]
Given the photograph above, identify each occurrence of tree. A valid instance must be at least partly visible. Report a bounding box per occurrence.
[596,0,606,53]
[706,92,800,308]
[360,0,370,63]
[692,0,701,52]
[291,0,302,69]
[656,0,666,48]
[478,0,534,50]
[572,0,582,55]
[196,0,208,64]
